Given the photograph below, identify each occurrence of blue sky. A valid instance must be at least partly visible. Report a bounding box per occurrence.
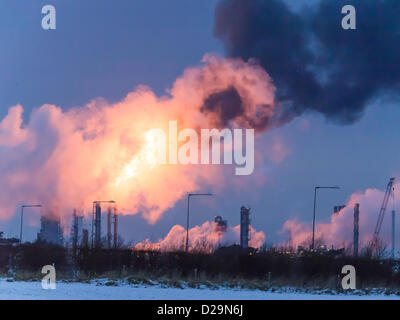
[1,0,399,245]
[0,0,221,118]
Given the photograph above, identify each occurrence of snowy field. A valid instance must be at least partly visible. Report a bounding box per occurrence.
[0,279,399,300]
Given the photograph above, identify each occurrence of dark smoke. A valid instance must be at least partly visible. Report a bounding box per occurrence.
[214,0,400,124]
[201,86,273,131]
[201,86,244,127]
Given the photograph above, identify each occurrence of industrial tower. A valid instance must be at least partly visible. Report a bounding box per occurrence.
[94,202,102,248]
[107,205,118,249]
[353,203,359,257]
[240,206,250,248]
[92,201,118,249]
[392,210,396,259]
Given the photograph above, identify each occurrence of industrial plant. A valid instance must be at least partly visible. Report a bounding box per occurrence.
[0,159,397,298]
[1,176,397,258]
[0,173,398,297]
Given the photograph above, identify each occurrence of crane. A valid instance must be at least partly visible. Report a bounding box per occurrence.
[372,177,395,248]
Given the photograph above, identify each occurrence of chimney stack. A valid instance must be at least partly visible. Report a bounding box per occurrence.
[107,206,112,249]
[392,210,395,259]
[94,202,101,248]
[240,206,250,248]
[82,229,89,248]
[113,205,118,248]
[353,203,359,257]
[72,209,78,254]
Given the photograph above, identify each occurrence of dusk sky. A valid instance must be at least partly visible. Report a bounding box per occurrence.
[1,0,399,250]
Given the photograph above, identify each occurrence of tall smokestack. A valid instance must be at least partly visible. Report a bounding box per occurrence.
[113,206,118,249]
[94,203,101,248]
[72,209,78,254]
[107,206,112,249]
[82,229,89,248]
[392,210,395,259]
[353,203,359,257]
[240,206,250,248]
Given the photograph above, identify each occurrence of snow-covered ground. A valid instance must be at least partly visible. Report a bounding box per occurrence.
[0,279,399,300]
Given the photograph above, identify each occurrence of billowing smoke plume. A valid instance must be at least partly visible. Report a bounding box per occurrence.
[135,221,266,252]
[215,0,400,124]
[0,55,275,223]
[283,182,400,249]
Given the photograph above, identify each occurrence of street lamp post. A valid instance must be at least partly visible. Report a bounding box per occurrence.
[311,186,340,250]
[20,204,42,244]
[185,193,213,253]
